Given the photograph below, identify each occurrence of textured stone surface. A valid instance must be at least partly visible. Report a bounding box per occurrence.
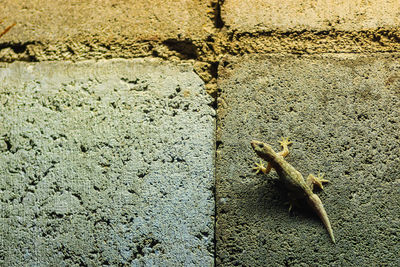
[2,0,213,42]
[217,1,400,55]
[0,0,217,61]
[216,55,400,266]
[0,59,215,266]
[222,0,400,32]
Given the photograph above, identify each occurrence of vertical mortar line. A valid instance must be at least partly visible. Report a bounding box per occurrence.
[213,60,220,267]
[213,119,217,267]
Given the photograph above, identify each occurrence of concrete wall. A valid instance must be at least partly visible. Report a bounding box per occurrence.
[1,1,399,266]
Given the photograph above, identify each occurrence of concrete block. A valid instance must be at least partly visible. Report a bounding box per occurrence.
[216,55,400,266]
[2,0,213,42]
[0,59,215,266]
[0,1,216,61]
[222,0,400,32]
[219,1,400,53]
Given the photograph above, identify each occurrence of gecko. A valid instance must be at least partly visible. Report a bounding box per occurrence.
[251,137,335,243]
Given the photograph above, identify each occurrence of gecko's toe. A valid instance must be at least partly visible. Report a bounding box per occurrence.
[253,160,267,174]
[279,137,293,147]
[307,173,330,190]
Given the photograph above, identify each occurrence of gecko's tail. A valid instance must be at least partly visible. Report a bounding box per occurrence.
[307,194,336,243]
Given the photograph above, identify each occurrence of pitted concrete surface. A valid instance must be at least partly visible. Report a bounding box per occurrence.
[222,0,400,31]
[0,59,215,266]
[2,0,214,42]
[216,55,400,266]
[2,1,400,266]
[0,1,219,63]
[219,1,400,54]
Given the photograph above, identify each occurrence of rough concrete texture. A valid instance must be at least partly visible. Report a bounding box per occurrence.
[0,59,215,266]
[216,55,400,266]
[4,0,400,63]
[222,0,400,31]
[4,0,400,96]
[3,1,212,41]
[0,0,219,61]
[219,0,400,54]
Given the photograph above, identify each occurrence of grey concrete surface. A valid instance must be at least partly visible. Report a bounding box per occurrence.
[216,55,400,266]
[0,59,215,266]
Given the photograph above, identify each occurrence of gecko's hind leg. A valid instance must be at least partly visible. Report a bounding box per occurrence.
[286,192,302,212]
[278,137,292,158]
[253,160,272,174]
[307,173,330,191]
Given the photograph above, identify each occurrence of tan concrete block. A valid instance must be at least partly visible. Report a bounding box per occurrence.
[2,0,214,43]
[222,0,400,32]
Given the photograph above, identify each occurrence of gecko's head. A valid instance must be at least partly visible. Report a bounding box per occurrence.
[251,140,275,160]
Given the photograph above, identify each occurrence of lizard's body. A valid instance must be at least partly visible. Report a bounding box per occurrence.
[251,138,335,243]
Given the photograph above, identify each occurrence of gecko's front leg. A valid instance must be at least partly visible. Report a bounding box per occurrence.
[252,137,292,174]
[253,160,270,174]
[277,137,292,157]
